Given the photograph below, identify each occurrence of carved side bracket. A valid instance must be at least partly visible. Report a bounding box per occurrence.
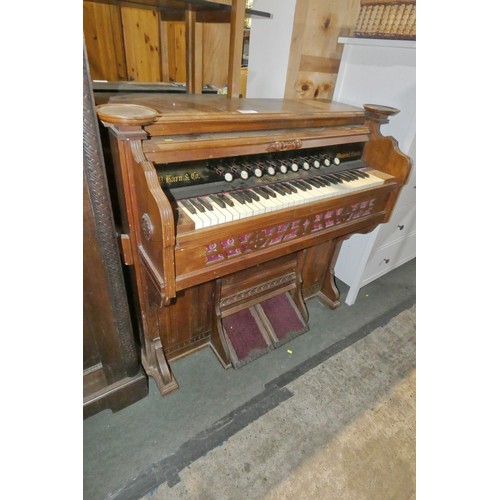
[141,340,178,396]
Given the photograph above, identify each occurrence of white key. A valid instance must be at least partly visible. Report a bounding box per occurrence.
[266,185,292,209]
[223,193,241,220]
[244,192,267,215]
[196,197,219,226]
[285,183,310,205]
[207,195,232,223]
[301,180,331,201]
[225,193,253,219]
[178,200,204,230]
[281,183,307,206]
[188,199,212,228]
[205,196,230,224]
[218,194,242,221]
[259,187,285,212]
[337,171,383,193]
[247,189,275,213]
[316,178,344,198]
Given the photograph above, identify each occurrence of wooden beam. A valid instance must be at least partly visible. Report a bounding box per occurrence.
[185,9,203,92]
[227,0,245,98]
[299,55,341,74]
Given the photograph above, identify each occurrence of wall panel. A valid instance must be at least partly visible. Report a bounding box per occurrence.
[285,0,360,100]
[83,1,127,81]
[121,6,162,82]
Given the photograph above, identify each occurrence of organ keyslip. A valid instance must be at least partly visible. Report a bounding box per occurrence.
[96,95,412,395]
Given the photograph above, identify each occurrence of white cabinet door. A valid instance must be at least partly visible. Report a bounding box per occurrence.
[332,37,416,305]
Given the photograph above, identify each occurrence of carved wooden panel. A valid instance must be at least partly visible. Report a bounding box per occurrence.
[83,43,148,418]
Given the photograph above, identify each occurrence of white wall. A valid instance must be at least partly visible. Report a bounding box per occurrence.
[332,39,416,154]
[246,0,296,98]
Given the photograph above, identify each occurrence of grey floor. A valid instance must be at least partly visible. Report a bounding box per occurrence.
[83,258,416,500]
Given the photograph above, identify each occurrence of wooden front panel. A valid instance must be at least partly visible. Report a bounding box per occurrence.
[301,240,336,300]
[157,281,215,360]
[220,254,298,316]
[174,186,394,291]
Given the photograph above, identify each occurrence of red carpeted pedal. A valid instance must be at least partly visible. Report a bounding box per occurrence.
[222,307,273,368]
[257,292,309,347]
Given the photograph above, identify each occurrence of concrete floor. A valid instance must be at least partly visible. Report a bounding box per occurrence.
[146,305,416,500]
[83,258,416,500]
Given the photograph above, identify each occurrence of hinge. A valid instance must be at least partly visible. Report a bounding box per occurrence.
[119,234,134,265]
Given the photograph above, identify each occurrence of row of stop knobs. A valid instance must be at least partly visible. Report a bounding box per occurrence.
[213,154,342,182]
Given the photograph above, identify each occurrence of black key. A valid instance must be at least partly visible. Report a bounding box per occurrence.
[197,197,214,211]
[269,184,286,196]
[296,179,313,190]
[261,186,277,198]
[277,182,292,194]
[341,170,358,180]
[283,182,297,193]
[219,193,234,207]
[238,190,253,203]
[253,187,269,199]
[231,191,247,204]
[209,194,226,208]
[325,174,340,184]
[190,198,206,212]
[335,170,356,181]
[289,180,308,192]
[305,178,322,188]
[356,170,369,178]
[246,189,261,202]
[181,199,197,215]
[313,177,328,187]
[330,174,344,183]
[315,177,330,187]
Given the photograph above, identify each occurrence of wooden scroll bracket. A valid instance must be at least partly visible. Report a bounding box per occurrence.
[96,103,178,394]
[362,103,413,222]
[141,328,179,396]
[96,103,177,306]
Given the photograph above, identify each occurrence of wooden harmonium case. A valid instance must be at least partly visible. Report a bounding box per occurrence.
[96,95,411,395]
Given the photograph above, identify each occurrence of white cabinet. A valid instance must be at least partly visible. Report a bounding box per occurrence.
[332,37,416,305]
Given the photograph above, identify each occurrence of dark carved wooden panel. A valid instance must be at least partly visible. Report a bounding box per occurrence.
[83,40,148,418]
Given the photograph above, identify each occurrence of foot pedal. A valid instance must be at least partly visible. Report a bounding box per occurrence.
[256,292,309,347]
[221,307,273,368]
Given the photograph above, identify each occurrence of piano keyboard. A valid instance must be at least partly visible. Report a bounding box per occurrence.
[177,168,385,230]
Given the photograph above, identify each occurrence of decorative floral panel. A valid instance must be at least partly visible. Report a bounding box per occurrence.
[205,197,377,264]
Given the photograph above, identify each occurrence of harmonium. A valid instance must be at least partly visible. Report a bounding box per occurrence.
[96,95,412,395]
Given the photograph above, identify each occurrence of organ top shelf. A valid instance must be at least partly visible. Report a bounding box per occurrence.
[96,94,372,134]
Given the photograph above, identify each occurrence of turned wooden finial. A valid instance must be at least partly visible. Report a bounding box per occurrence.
[96,103,159,126]
[363,104,400,125]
